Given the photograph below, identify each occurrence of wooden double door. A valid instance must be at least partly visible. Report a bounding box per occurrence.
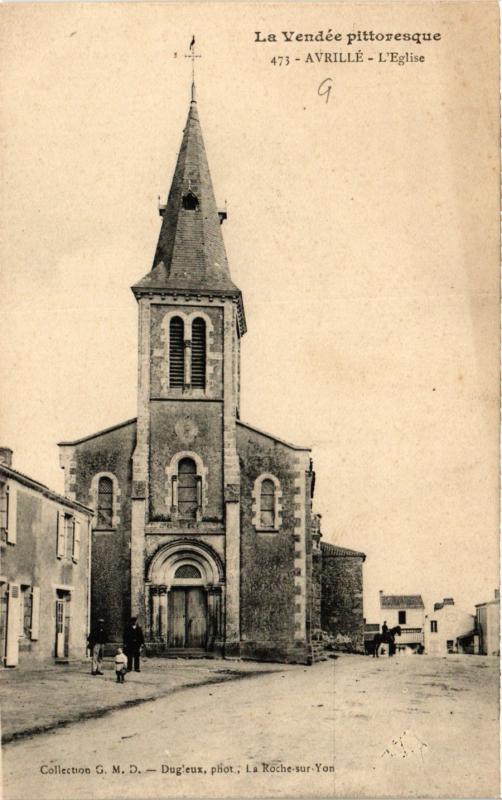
[167,587,207,649]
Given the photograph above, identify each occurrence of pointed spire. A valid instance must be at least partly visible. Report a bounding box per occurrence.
[132,87,242,301]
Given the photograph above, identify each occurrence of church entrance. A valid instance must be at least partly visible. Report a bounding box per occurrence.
[146,540,224,655]
[168,587,207,649]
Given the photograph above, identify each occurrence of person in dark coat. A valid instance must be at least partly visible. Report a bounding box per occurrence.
[382,620,389,637]
[123,617,145,672]
[87,618,107,675]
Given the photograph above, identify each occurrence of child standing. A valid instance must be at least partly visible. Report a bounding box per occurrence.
[115,647,128,683]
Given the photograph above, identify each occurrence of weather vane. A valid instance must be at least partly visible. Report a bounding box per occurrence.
[184,36,201,84]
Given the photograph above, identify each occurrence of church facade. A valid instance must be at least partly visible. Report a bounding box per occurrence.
[59,86,362,664]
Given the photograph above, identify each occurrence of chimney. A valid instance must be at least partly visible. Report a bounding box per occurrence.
[443,598,454,606]
[0,448,13,468]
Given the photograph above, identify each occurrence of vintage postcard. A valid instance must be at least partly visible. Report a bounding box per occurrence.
[0,2,499,799]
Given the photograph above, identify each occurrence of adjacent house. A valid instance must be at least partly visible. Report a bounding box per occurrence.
[321,541,366,652]
[424,598,475,655]
[0,448,93,667]
[379,591,425,652]
[475,590,500,656]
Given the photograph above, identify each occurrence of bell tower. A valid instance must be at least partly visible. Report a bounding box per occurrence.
[130,83,246,654]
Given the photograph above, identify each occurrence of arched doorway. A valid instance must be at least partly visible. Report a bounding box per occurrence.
[146,541,224,653]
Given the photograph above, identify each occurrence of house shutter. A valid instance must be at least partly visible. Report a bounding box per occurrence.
[6,484,17,544]
[73,519,81,562]
[31,586,40,640]
[0,484,8,531]
[5,583,20,666]
[56,511,65,558]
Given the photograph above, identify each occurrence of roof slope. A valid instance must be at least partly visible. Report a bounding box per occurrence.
[380,594,425,609]
[0,464,92,514]
[236,419,311,451]
[321,541,366,560]
[133,88,240,296]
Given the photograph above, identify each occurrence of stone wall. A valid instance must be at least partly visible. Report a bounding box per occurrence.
[237,422,313,663]
[59,420,136,640]
[321,543,365,653]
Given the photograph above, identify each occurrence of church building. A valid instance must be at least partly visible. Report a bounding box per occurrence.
[59,85,361,663]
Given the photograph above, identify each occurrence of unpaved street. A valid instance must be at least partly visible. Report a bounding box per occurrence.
[2,655,499,799]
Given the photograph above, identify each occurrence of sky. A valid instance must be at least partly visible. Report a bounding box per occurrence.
[0,2,499,621]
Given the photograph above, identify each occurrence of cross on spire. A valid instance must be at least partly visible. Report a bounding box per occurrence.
[185,36,201,90]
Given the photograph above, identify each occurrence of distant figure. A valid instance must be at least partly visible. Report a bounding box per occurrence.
[87,618,107,675]
[124,617,145,672]
[382,620,389,636]
[372,625,402,658]
[114,647,128,683]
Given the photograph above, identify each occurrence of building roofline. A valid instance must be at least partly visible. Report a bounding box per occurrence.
[379,594,425,609]
[236,419,311,451]
[0,464,93,515]
[321,541,366,561]
[58,418,137,447]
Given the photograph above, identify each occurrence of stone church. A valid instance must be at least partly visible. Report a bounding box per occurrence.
[59,85,365,664]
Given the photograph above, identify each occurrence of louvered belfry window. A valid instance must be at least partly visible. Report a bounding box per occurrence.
[97,477,113,528]
[178,458,198,519]
[260,479,275,528]
[169,317,185,387]
[191,318,206,389]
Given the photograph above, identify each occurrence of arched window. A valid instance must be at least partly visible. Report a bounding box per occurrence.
[169,316,184,387]
[97,477,113,528]
[174,564,202,579]
[191,318,206,389]
[260,479,275,528]
[177,458,199,519]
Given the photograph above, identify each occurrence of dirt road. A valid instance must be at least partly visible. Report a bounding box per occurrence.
[2,654,498,799]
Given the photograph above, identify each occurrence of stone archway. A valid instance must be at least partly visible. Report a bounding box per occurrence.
[146,541,224,654]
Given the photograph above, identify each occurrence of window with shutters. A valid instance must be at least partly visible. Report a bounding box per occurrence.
[430,620,438,633]
[97,477,113,528]
[191,318,206,389]
[177,458,199,519]
[169,317,185,387]
[398,610,407,625]
[260,480,275,528]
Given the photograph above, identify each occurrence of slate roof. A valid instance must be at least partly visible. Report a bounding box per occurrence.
[380,594,424,609]
[132,88,245,332]
[321,541,366,561]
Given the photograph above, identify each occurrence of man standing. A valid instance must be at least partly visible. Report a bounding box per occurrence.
[123,617,145,672]
[87,618,107,675]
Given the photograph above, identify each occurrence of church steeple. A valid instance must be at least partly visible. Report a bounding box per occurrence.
[132,87,245,333]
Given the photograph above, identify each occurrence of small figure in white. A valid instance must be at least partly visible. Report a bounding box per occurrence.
[115,647,128,684]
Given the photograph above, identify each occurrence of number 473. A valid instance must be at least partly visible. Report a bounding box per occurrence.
[270,56,290,66]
